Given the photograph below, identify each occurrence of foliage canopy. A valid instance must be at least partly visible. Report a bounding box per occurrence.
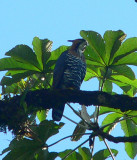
[1,30,137,160]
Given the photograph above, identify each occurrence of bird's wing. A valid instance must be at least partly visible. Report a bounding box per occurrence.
[52,51,67,88]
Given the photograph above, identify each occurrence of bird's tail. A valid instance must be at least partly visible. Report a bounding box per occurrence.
[52,104,65,121]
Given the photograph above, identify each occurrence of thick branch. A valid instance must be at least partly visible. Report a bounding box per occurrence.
[97,130,137,143]
[25,89,137,111]
[0,89,137,133]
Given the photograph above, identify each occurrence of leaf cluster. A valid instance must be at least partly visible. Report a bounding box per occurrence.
[1,30,137,159]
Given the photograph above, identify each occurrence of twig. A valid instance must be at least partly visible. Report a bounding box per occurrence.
[67,103,91,129]
[62,138,89,160]
[47,133,91,148]
[63,115,88,129]
[103,138,115,160]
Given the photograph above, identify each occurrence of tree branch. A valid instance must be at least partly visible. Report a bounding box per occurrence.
[25,89,137,111]
[0,89,137,133]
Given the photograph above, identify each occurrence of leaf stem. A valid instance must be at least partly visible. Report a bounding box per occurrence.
[63,115,88,129]
[62,138,89,160]
[47,133,91,148]
[103,138,115,160]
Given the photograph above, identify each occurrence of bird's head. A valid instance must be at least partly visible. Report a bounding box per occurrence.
[68,39,88,58]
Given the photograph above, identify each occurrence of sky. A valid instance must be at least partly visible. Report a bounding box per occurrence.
[0,0,137,160]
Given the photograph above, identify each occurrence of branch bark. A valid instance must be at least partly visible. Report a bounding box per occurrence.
[0,89,137,133]
[25,89,137,111]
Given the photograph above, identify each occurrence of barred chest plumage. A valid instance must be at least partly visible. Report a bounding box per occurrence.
[62,52,86,89]
[52,38,87,121]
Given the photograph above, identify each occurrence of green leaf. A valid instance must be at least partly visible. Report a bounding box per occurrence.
[111,65,135,80]
[101,113,122,133]
[40,39,53,72]
[110,75,137,88]
[113,52,137,66]
[121,118,137,159]
[32,37,52,71]
[2,120,63,160]
[93,149,118,160]
[50,45,69,61]
[5,45,40,70]
[80,30,106,65]
[102,80,112,92]
[126,111,137,125]
[84,71,95,81]
[37,110,48,122]
[85,64,102,81]
[103,30,126,65]
[113,37,137,63]
[123,86,137,97]
[33,120,64,142]
[0,58,40,71]
[59,150,82,160]
[71,120,86,141]
[78,147,91,160]
[2,139,57,160]
[32,37,43,70]
[99,107,121,115]
[1,70,36,86]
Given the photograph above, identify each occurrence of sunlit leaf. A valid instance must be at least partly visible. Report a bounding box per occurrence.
[109,75,137,88]
[101,113,122,133]
[2,139,57,160]
[111,65,135,80]
[103,30,126,65]
[59,150,82,160]
[6,45,40,69]
[102,80,112,92]
[112,37,137,63]
[37,110,49,122]
[99,107,121,115]
[71,120,86,141]
[93,149,118,160]
[113,52,137,66]
[78,147,91,160]
[121,118,137,159]
[0,58,40,71]
[80,30,106,65]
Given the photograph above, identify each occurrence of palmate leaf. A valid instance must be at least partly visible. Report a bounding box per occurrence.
[71,120,86,141]
[101,113,122,133]
[59,149,82,160]
[120,118,137,159]
[93,149,118,160]
[109,75,137,88]
[32,120,64,142]
[6,45,40,70]
[110,65,135,80]
[102,80,112,92]
[0,57,40,71]
[113,52,137,66]
[81,30,137,93]
[59,147,91,160]
[32,37,53,72]
[50,45,69,61]
[2,139,57,160]
[112,37,137,64]
[103,30,126,65]
[1,71,36,86]
[37,110,49,122]
[80,30,106,65]
[78,147,91,160]
[99,107,121,115]
[44,45,69,72]
[2,120,63,160]
[0,37,55,87]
